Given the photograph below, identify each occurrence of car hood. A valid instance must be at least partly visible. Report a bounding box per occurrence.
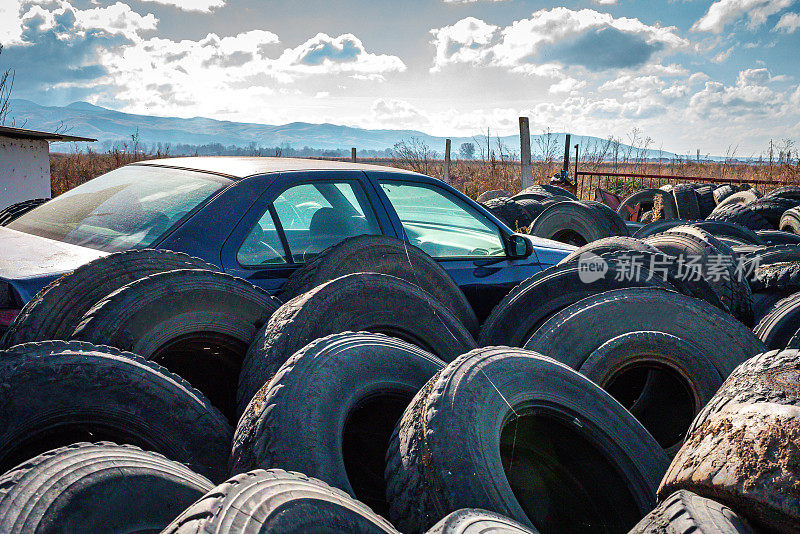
[0,227,107,302]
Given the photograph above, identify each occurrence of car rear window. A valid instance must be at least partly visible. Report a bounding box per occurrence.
[8,165,230,252]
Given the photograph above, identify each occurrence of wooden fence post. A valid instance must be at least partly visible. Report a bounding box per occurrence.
[351,147,357,162]
[444,139,451,183]
[519,117,533,189]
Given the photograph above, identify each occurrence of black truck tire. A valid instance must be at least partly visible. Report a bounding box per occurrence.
[752,289,795,325]
[426,509,539,534]
[756,229,800,246]
[629,490,753,534]
[633,220,692,239]
[779,207,800,234]
[231,332,444,518]
[617,189,660,222]
[0,442,214,534]
[0,341,232,482]
[0,249,220,349]
[715,190,760,209]
[750,261,800,292]
[477,189,512,202]
[578,331,723,455]
[278,235,478,335]
[713,185,736,205]
[482,197,531,230]
[528,201,628,246]
[385,347,669,534]
[695,186,716,218]
[514,198,548,222]
[672,185,701,220]
[518,184,578,200]
[162,469,400,534]
[558,236,668,265]
[237,273,476,416]
[693,221,765,246]
[524,287,766,378]
[659,349,800,533]
[706,204,772,231]
[746,197,800,228]
[753,293,800,350]
[0,198,49,226]
[71,269,281,421]
[765,185,800,201]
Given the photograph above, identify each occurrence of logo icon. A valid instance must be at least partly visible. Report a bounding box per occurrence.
[578,252,609,283]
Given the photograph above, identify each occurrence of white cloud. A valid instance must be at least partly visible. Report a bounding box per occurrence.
[548,77,587,94]
[0,0,23,45]
[430,8,687,74]
[594,0,619,4]
[139,0,224,13]
[692,0,794,33]
[774,11,800,32]
[712,46,734,63]
[442,0,509,3]
[371,98,426,125]
[792,85,800,105]
[737,67,772,86]
[276,33,405,78]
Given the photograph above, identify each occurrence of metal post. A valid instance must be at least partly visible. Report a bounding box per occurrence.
[351,147,357,162]
[519,117,533,189]
[444,138,451,183]
[573,144,579,188]
[562,134,571,174]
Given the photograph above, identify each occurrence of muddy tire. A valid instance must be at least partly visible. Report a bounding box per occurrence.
[645,226,753,324]
[162,469,399,534]
[385,347,669,534]
[524,287,765,378]
[0,249,220,349]
[707,204,773,231]
[779,207,800,233]
[514,198,548,222]
[528,201,628,246]
[426,509,539,534]
[0,341,232,482]
[482,197,531,230]
[237,272,476,416]
[714,185,736,205]
[0,198,49,226]
[753,293,800,350]
[231,332,444,518]
[477,189,511,202]
[630,490,753,534]
[578,331,723,455]
[71,269,281,421]
[0,442,213,533]
[278,235,478,335]
[750,261,800,292]
[672,185,701,220]
[659,349,800,533]
[653,190,679,220]
[478,254,677,347]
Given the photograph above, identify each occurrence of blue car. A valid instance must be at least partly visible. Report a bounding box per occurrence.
[0,157,573,329]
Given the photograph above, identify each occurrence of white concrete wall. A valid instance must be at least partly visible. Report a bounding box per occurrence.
[0,136,51,211]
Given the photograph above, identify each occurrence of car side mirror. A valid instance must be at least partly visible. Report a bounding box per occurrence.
[507,233,531,259]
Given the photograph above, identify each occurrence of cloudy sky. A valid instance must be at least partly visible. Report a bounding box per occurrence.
[1,0,799,154]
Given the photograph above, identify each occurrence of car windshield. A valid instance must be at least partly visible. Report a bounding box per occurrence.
[7,165,230,252]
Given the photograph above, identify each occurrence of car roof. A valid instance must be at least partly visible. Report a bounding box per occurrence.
[132,156,424,180]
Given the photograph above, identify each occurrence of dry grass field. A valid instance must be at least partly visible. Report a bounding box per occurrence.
[50,148,800,200]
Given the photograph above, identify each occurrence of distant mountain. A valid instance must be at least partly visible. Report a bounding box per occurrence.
[7,99,684,159]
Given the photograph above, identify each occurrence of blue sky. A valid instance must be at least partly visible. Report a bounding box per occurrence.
[1,0,798,155]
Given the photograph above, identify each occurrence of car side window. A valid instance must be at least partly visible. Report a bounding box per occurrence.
[237,209,288,266]
[379,180,505,259]
[248,180,381,265]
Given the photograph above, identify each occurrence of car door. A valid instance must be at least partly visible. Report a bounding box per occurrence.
[221,170,391,293]
[367,172,545,319]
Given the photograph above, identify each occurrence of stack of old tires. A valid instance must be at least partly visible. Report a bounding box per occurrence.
[0,227,798,533]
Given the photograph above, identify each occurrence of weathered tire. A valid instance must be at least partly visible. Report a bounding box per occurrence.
[519,184,578,200]
[477,189,511,202]
[0,249,220,349]
[641,210,653,223]
[0,442,214,533]
[752,289,795,325]
[482,197,531,230]
[0,198,49,226]
[750,261,800,292]
[385,347,669,534]
[646,226,753,324]
[426,509,539,534]
[779,207,800,233]
[753,293,800,350]
[746,197,800,228]
[741,244,800,275]
[0,341,232,482]
[513,198,548,222]
[528,201,628,246]
[706,204,772,231]
[633,220,693,239]
[672,184,701,220]
[277,235,478,335]
[558,236,662,264]
[162,469,399,534]
[71,269,281,421]
[524,287,766,378]
[765,185,800,201]
[237,272,476,416]
[757,229,800,245]
[629,490,753,534]
[617,189,660,222]
[715,189,760,209]
[478,255,677,347]
[578,331,723,455]
[692,221,765,246]
[695,186,716,218]
[713,185,736,205]
[231,332,444,517]
[659,349,800,533]
[653,190,679,220]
